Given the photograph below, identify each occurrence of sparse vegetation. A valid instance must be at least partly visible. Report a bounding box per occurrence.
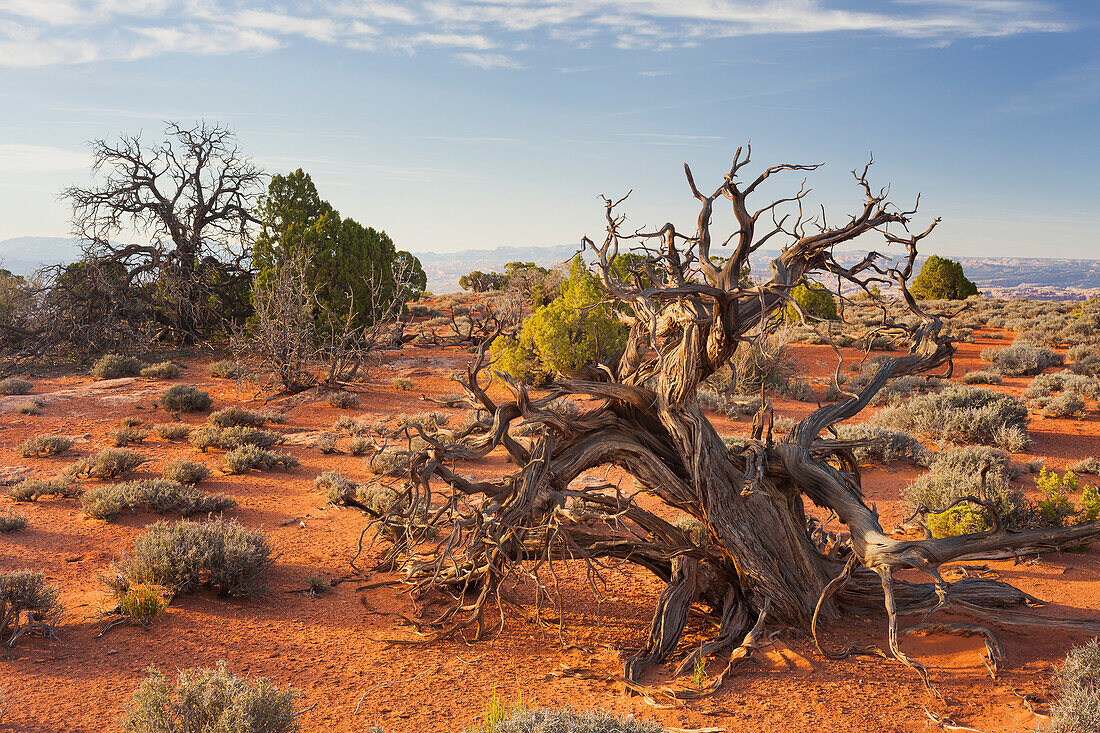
[961,370,1001,385]
[904,446,1024,536]
[91,353,143,379]
[123,661,299,733]
[115,584,170,626]
[0,570,63,647]
[66,448,148,479]
[391,376,414,391]
[832,424,926,465]
[1070,457,1100,475]
[20,434,73,457]
[108,517,272,598]
[109,426,149,446]
[482,709,663,733]
[980,343,1063,376]
[0,377,32,395]
[159,384,212,413]
[14,399,40,415]
[81,479,235,521]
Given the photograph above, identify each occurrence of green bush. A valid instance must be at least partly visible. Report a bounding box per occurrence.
[1049,639,1100,733]
[163,459,210,484]
[116,584,169,626]
[0,570,63,647]
[65,448,148,479]
[81,479,235,521]
[784,281,838,323]
[91,353,143,379]
[492,257,627,385]
[0,377,32,395]
[873,385,1028,448]
[160,385,212,413]
[20,434,73,457]
[140,361,181,379]
[911,255,979,300]
[1034,469,1099,526]
[123,661,299,733]
[220,445,298,474]
[108,517,272,598]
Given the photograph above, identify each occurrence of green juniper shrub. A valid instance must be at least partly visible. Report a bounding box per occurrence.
[65,449,148,480]
[1048,639,1100,733]
[91,354,143,379]
[107,517,272,598]
[9,478,80,502]
[162,459,210,484]
[159,385,212,413]
[0,570,63,648]
[0,509,27,533]
[911,255,978,300]
[20,434,73,457]
[122,661,299,733]
[153,423,192,440]
[81,479,236,521]
[0,377,32,395]
[140,361,181,379]
[219,445,298,474]
[784,281,839,323]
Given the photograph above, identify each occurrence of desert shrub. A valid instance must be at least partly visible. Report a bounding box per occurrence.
[485,709,662,733]
[331,415,371,435]
[160,385,212,413]
[0,377,32,395]
[116,584,170,625]
[66,448,148,479]
[81,479,235,521]
[391,376,414,391]
[401,411,449,432]
[14,399,40,415]
[980,344,1062,376]
[961,370,1001,385]
[832,424,926,465]
[0,570,63,647]
[120,417,144,427]
[208,360,240,379]
[91,353,143,379]
[326,391,359,409]
[153,423,192,440]
[784,281,838,323]
[1069,457,1100,475]
[492,257,628,385]
[347,437,371,456]
[140,361,181,379]
[108,517,272,597]
[992,424,1031,453]
[0,509,27,533]
[109,427,150,446]
[1043,392,1086,419]
[208,407,270,428]
[873,385,1028,447]
[315,434,338,454]
[365,450,410,477]
[20,434,73,457]
[162,459,210,484]
[220,445,298,474]
[122,661,298,733]
[314,470,402,512]
[911,255,979,300]
[314,470,355,504]
[190,426,281,451]
[1034,469,1100,526]
[9,478,79,502]
[1048,638,1100,733]
[904,448,1024,536]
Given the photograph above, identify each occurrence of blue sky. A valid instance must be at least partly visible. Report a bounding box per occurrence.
[0,0,1096,259]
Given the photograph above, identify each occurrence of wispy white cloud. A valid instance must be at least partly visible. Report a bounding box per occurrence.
[0,0,1073,68]
[0,143,89,171]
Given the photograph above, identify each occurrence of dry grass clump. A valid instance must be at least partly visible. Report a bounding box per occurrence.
[14,399,41,415]
[81,479,236,521]
[107,517,272,598]
[109,427,150,447]
[1043,392,1087,419]
[219,445,298,474]
[9,478,79,502]
[314,470,404,513]
[326,391,360,409]
[140,361,181,379]
[0,377,32,395]
[208,360,240,379]
[365,450,411,477]
[484,709,663,733]
[0,509,27,533]
[872,385,1029,450]
[208,407,271,428]
[91,353,143,379]
[980,343,1063,376]
[315,434,338,454]
[1049,638,1100,733]
[153,422,192,440]
[115,584,171,626]
[1069,457,1100,475]
[190,425,282,451]
[961,370,1002,385]
[162,459,210,484]
[391,376,414,390]
[20,434,73,457]
[160,384,212,413]
[122,661,299,733]
[0,570,63,647]
[347,437,371,456]
[831,424,926,465]
[65,448,148,479]
[331,416,371,435]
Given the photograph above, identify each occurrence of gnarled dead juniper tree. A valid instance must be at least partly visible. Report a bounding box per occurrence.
[349,148,1100,695]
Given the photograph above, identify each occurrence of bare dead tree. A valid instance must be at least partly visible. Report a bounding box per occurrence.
[62,121,263,341]
[344,148,1100,697]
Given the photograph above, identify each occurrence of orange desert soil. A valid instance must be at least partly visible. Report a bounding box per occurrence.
[2,329,1099,732]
